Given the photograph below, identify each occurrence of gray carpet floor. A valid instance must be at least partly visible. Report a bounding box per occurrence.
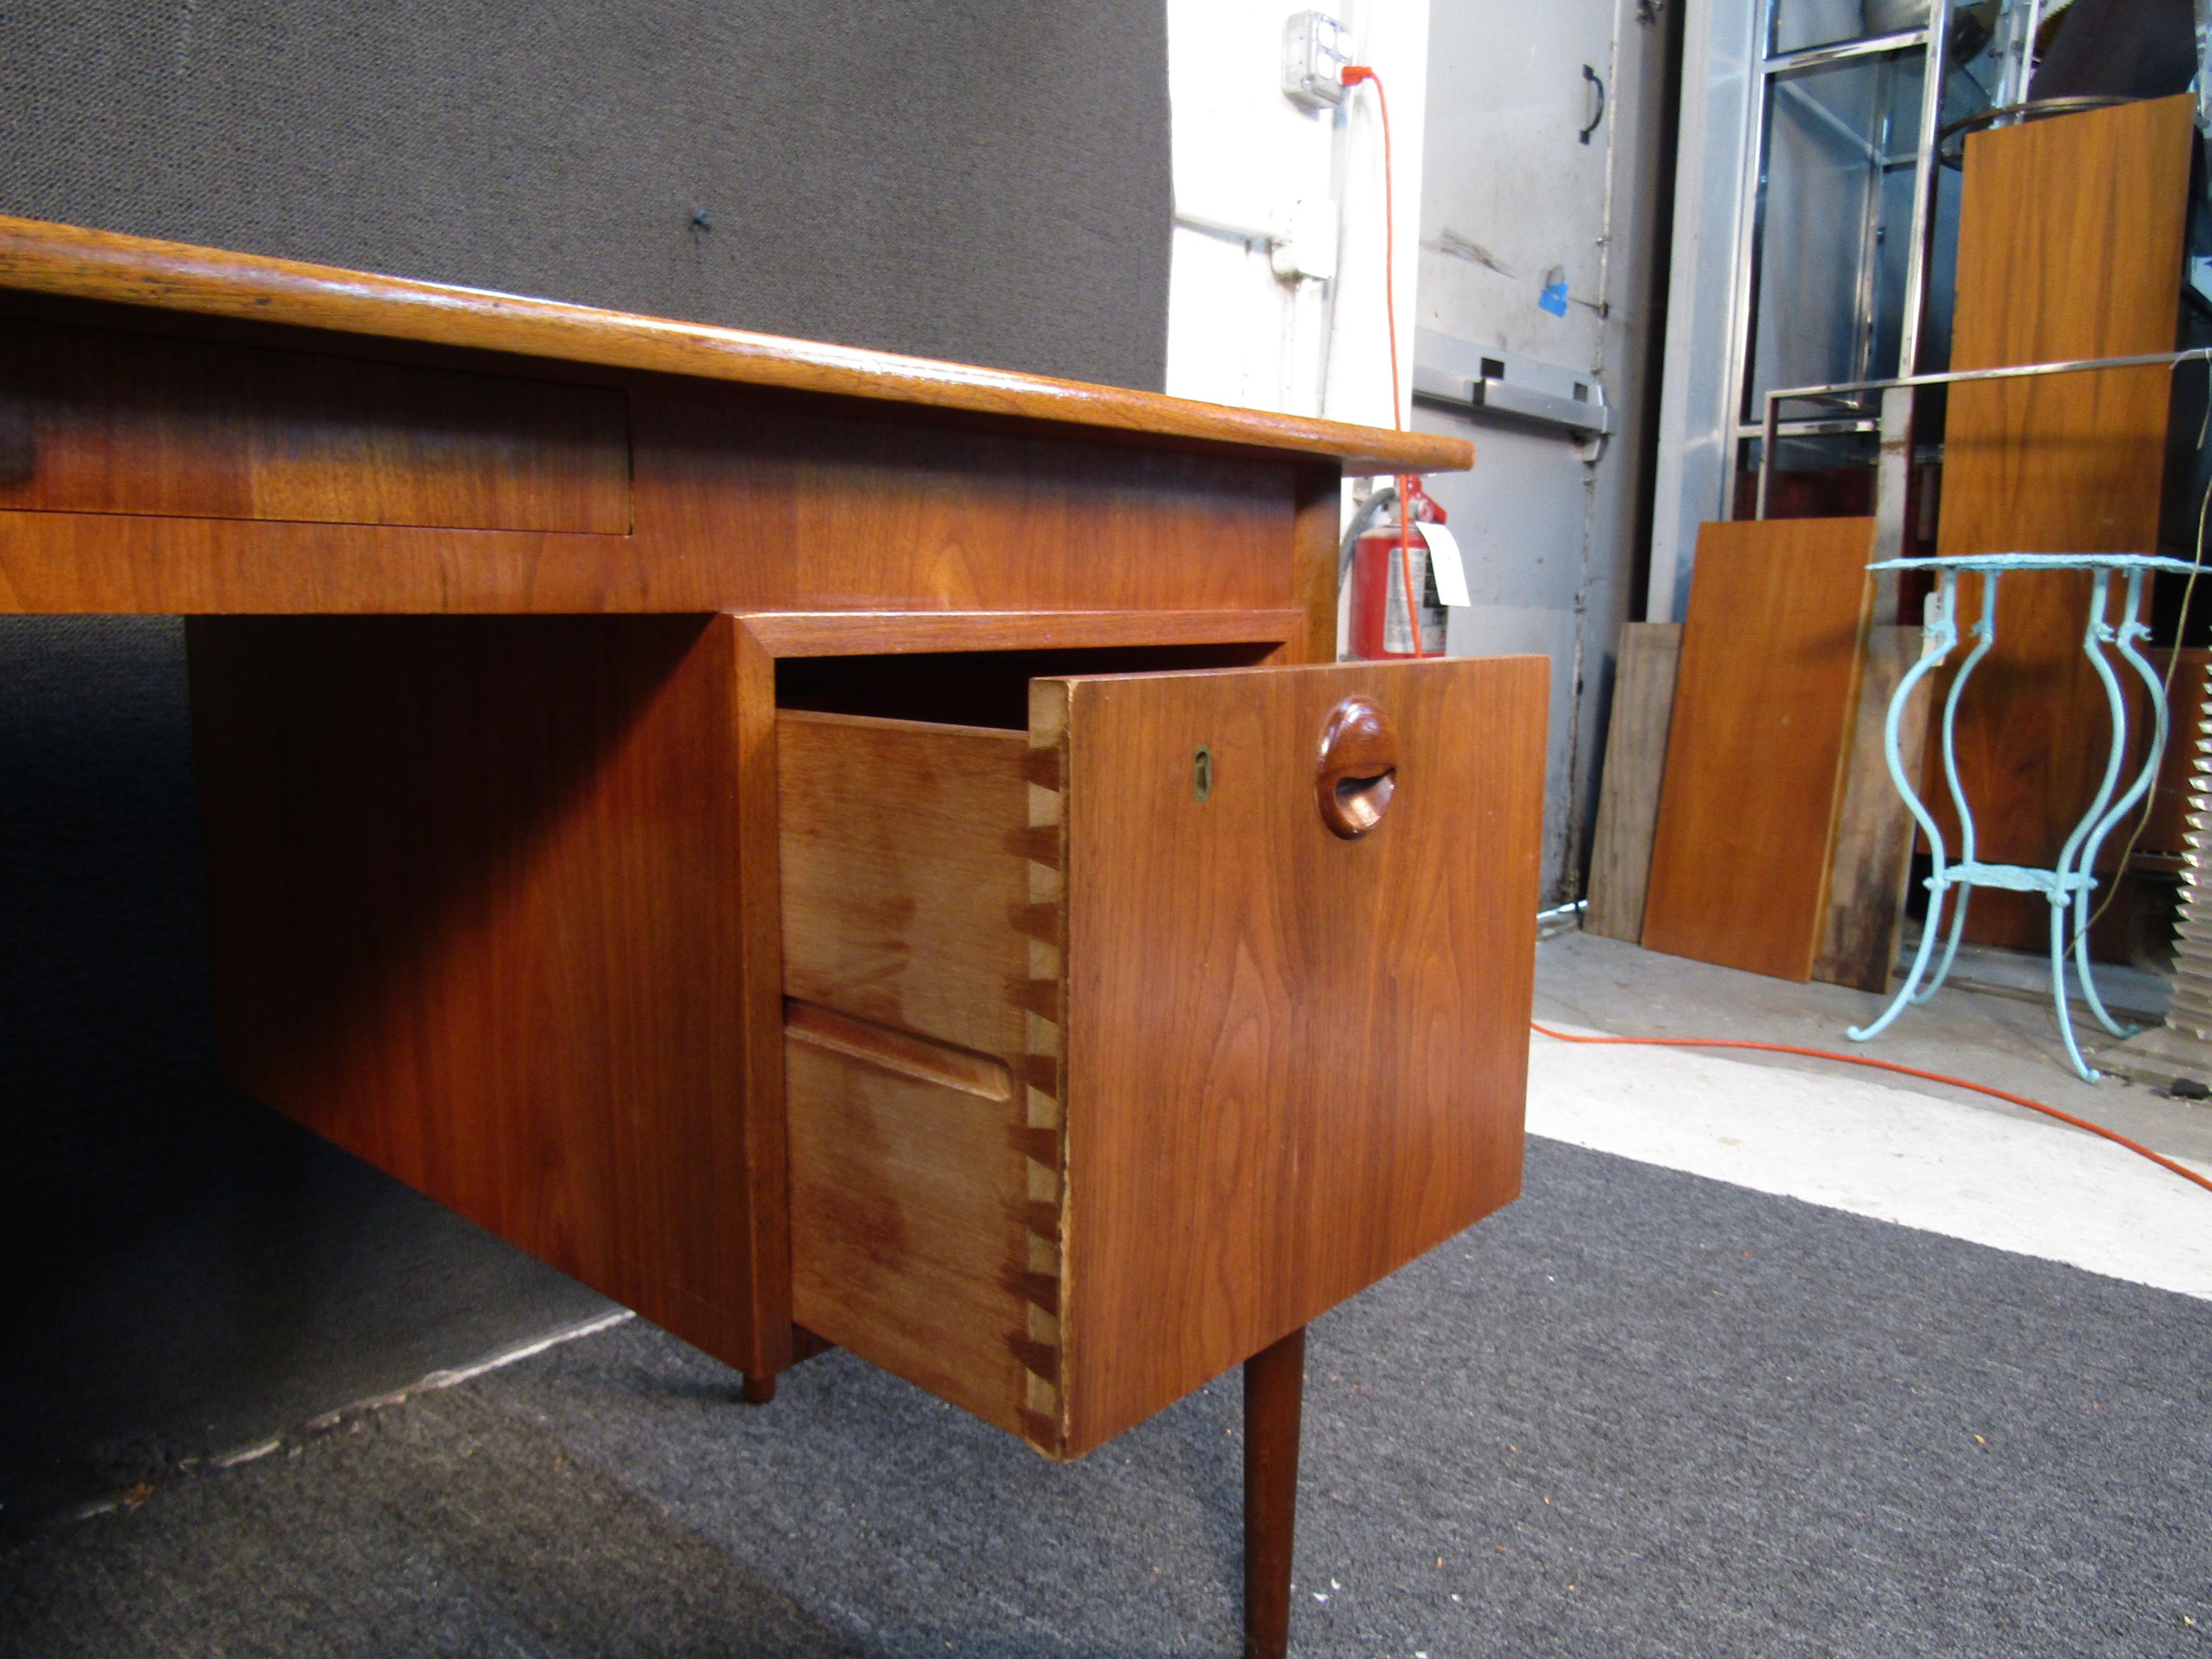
[4,1136,2208,1659]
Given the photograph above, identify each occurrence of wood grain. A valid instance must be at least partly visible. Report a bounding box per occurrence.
[1584,622,1682,942]
[0,317,628,531]
[784,1036,1041,1441]
[732,620,793,1382]
[1643,518,1877,981]
[1812,625,1932,993]
[777,656,1541,1456]
[1292,464,1346,665]
[188,614,782,1377]
[0,213,1466,476]
[778,709,1033,1061]
[0,370,1312,617]
[786,999,1014,1101]
[1054,655,1546,1454]
[628,389,1305,615]
[777,702,1065,1450]
[1932,96,2194,948]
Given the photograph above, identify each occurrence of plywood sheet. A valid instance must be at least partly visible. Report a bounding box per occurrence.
[1643,518,1877,981]
[1932,95,2195,948]
[1585,623,1682,942]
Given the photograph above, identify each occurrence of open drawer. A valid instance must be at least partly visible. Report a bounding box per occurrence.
[778,655,1547,1460]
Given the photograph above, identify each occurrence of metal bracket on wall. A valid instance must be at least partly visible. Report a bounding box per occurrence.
[1413,331,1613,440]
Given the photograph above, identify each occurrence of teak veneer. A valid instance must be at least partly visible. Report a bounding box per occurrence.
[1932,96,2194,950]
[0,216,1535,1659]
[1643,517,1877,981]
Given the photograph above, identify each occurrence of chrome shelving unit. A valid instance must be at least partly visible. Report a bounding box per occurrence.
[1723,0,2006,568]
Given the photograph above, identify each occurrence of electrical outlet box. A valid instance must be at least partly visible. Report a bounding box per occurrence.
[1282,11,1349,111]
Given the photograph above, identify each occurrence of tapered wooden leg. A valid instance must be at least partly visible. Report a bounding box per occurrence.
[1244,1325,1306,1659]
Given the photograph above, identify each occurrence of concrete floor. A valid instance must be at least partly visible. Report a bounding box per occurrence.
[1527,929,2212,1305]
[1535,928,2212,1168]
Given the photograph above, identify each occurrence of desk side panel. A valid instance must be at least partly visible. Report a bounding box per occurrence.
[186,614,782,1374]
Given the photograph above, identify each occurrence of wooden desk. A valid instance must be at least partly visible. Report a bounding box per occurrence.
[0,215,1543,1656]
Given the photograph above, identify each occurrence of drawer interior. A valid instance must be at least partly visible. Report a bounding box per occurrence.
[776,642,1279,729]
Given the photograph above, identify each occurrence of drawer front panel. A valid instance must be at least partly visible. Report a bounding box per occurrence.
[1048,654,1547,1455]
[0,320,631,532]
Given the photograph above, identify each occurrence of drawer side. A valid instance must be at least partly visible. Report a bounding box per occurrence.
[778,709,1070,1453]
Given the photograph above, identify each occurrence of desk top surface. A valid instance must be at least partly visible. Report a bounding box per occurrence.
[0,215,1468,478]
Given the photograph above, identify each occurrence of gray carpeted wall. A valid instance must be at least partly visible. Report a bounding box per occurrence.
[0,3,1171,1518]
[0,1,1170,384]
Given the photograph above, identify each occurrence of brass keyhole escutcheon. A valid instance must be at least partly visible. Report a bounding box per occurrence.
[1315,697,1398,839]
[1192,744,1214,802]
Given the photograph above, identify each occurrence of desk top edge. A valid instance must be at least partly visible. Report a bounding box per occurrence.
[0,215,1470,478]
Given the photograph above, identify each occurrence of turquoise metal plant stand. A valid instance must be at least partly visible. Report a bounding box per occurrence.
[1848,552,2202,1082]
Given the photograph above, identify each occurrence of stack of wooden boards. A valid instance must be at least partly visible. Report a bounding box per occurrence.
[1586,519,1931,990]
[1590,95,2199,986]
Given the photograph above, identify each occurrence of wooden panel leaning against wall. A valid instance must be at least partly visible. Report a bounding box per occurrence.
[1585,622,1681,943]
[1587,612,1930,995]
[1811,625,1934,993]
[1641,518,1877,982]
[1930,94,2196,954]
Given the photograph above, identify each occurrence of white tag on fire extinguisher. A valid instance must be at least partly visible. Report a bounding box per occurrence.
[1419,520,1471,609]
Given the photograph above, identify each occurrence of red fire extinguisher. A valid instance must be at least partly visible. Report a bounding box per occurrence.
[1347,480,1447,660]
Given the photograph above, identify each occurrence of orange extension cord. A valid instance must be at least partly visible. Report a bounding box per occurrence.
[1341,61,1423,660]
[1529,1021,2212,1196]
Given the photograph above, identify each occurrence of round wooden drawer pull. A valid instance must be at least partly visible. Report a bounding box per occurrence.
[1316,696,1398,839]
